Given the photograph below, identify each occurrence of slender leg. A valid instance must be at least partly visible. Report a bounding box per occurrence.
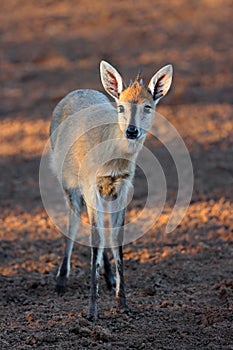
[87,203,104,321]
[103,250,116,290]
[56,190,82,294]
[110,208,130,311]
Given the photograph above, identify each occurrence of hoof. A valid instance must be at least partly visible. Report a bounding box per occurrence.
[86,313,98,322]
[117,302,131,314]
[87,304,98,322]
[55,276,67,295]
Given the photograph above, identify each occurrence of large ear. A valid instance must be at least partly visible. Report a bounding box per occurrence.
[100,60,124,101]
[148,64,173,105]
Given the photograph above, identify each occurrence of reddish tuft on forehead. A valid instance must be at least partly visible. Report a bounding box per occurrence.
[119,81,153,105]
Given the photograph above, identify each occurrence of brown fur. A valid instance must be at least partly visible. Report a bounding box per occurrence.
[119,81,153,105]
[97,173,129,198]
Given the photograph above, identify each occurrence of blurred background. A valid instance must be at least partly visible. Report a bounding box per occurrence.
[0,1,232,349]
[1,0,232,117]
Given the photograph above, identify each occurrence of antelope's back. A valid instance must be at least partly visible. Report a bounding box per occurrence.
[50,89,111,149]
[49,89,119,189]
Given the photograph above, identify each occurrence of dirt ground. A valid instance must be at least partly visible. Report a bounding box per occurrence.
[0,1,233,349]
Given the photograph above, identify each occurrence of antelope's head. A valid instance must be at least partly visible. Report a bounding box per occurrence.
[100,60,173,144]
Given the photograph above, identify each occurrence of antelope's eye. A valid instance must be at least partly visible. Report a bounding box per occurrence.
[144,105,152,113]
[118,105,125,113]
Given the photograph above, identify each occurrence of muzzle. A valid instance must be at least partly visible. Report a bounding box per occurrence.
[126,125,140,140]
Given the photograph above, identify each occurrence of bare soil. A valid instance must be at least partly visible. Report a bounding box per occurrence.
[0,1,232,349]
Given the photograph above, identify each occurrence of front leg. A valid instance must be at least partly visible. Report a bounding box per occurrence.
[86,204,104,321]
[113,244,129,310]
[110,209,130,312]
[88,245,103,321]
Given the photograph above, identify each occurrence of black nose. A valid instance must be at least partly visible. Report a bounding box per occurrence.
[126,125,139,139]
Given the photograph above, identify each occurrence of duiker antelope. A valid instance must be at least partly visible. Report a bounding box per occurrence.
[50,61,173,320]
